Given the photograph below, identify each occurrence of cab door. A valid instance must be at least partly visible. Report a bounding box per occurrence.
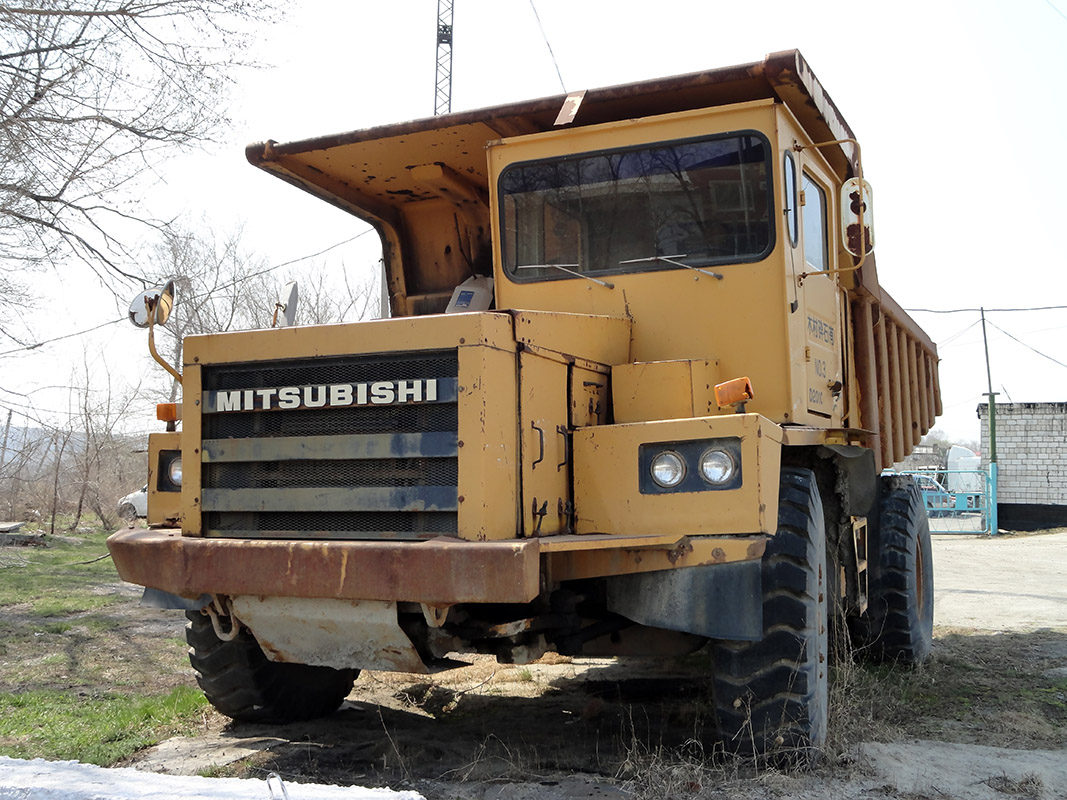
[798,169,844,423]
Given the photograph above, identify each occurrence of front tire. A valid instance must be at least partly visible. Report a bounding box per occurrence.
[185,610,357,724]
[858,475,934,664]
[710,467,828,763]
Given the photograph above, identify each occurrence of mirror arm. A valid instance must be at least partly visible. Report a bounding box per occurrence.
[794,137,869,284]
[147,308,183,386]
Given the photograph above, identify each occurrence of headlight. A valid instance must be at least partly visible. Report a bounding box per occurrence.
[167,457,183,487]
[650,451,686,488]
[699,448,735,485]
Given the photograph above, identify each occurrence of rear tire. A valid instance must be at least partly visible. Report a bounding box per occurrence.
[857,475,934,664]
[185,610,357,724]
[117,503,137,521]
[710,467,828,764]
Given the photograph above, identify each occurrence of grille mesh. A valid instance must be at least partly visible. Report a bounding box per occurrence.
[201,350,459,539]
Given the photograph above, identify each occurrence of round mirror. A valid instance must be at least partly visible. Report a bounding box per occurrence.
[128,280,177,328]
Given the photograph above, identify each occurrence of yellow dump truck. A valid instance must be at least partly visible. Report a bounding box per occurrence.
[109,50,940,759]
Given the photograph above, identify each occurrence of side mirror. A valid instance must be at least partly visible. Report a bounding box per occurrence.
[840,178,874,258]
[128,280,177,328]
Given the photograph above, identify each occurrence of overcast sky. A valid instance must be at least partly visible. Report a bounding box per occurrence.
[6,0,1067,447]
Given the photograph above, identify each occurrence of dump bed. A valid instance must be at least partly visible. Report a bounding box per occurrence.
[247,49,938,468]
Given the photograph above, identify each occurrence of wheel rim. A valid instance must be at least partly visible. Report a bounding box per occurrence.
[915,535,926,615]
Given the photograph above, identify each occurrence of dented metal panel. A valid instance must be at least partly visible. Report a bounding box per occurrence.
[201,486,458,514]
[231,596,428,673]
[518,350,570,536]
[108,528,541,605]
[201,432,459,463]
[612,360,721,424]
[511,310,631,366]
[573,414,782,537]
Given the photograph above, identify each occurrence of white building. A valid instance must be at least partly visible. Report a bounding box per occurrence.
[977,402,1067,530]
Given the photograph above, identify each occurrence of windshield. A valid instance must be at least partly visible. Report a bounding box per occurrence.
[500,132,772,281]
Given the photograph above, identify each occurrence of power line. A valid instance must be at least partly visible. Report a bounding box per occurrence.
[0,231,373,359]
[906,305,1067,314]
[986,320,1067,371]
[938,319,981,347]
[528,0,566,93]
[182,230,373,306]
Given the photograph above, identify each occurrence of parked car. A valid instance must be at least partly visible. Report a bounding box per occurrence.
[914,474,953,517]
[117,485,148,520]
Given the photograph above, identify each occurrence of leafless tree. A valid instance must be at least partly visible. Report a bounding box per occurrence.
[0,0,276,344]
[147,220,379,401]
[66,356,142,530]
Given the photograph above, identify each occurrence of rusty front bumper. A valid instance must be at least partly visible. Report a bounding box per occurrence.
[107,528,541,606]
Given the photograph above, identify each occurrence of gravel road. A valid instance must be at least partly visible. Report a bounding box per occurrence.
[933,529,1067,631]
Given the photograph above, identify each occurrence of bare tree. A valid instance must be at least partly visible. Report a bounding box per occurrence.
[147,220,379,400]
[0,1,276,343]
[66,356,142,530]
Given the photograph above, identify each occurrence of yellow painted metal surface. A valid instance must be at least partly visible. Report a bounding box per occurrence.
[181,363,203,535]
[569,365,608,428]
[184,312,515,367]
[518,351,570,536]
[457,344,519,540]
[511,310,631,367]
[147,431,181,527]
[573,414,782,537]
[546,534,767,583]
[612,360,720,424]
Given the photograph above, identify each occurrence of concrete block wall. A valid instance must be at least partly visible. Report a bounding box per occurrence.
[977,402,1067,505]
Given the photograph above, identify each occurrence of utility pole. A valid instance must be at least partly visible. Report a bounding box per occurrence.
[980,307,999,534]
[434,0,454,116]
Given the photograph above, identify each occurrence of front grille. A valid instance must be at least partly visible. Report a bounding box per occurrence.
[200,350,459,540]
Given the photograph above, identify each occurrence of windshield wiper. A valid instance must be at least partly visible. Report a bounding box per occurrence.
[619,254,723,280]
[515,263,615,289]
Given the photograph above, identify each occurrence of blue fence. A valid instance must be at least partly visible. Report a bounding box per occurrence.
[893,468,995,535]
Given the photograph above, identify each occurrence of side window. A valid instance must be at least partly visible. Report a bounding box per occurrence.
[802,173,828,271]
[784,152,798,247]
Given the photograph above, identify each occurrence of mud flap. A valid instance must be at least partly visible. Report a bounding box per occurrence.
[141,587,211,610]
[605,560,762,640]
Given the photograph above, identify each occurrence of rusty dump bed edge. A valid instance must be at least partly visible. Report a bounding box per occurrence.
[851,278,942,470]
[108,528,541,606]
[246,49,858,188]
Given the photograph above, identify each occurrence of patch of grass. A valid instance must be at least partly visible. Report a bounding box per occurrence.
[38,621,73,635]
[827,629,1067,753]
[0,526,123,616]
[0,686,208,765]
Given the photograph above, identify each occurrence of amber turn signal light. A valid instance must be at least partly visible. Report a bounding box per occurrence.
[714,377,754,411]
[156,403,181,422]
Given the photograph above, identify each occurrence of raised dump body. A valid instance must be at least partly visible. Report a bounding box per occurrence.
[110,50,940,760]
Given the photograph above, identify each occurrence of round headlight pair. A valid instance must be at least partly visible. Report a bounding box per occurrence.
[649,448,736,488]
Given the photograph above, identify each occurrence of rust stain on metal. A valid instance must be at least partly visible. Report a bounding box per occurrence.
[711,547,727,563]
[666,539,694,564]
[747,539,767,559]
[106,529,540,605]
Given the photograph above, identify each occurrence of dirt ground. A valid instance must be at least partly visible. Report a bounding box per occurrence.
[122,531,1067,800]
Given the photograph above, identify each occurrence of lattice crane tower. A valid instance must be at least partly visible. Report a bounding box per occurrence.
[435,0,454,115]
